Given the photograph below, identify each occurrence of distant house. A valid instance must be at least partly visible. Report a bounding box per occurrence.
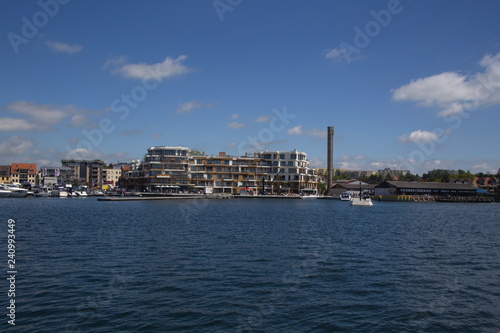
[473,177,499,193]
[374,181,477,197]
[0,165,10,183]
[330,180,374,197]
[10,163,37,185]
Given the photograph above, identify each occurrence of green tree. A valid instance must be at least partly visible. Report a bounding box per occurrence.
[318,182,326,195]
[190,150,204,156]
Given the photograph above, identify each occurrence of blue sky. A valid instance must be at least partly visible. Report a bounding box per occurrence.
[1,0,499,175]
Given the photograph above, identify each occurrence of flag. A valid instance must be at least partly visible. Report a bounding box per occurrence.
[55,169,61,177]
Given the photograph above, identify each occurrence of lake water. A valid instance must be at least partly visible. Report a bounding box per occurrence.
[1,197,500,332]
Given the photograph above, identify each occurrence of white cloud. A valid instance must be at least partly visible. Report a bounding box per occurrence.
[113,55,191,81]
[325,48,344,62]
[69,114,87,127]
[306,128,326,138]
[8,100,69,125]
[287,126,325,137]
[102,56,128,70]
[309,157,325,168]
[470,163,492,172]
[0,136,34,155]
[176,101,203,114]
[4,101,98,131]
[228,121,246,129]
[256,115,271,123]
[398,130,440,143]
[45,40,83,54]
[231,113,239,119]
[227,142,237,149]
[287,125,303,135]
[392,53,500,117]
[0,118,36,131]
[65,148,104,160]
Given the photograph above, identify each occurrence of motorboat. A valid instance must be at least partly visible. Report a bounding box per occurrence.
[74,189,88,197]
[33,186,49,197]
[340,192,351,201]
[300,189,320,199]
[0,185,11,197]
[0,184,28,197]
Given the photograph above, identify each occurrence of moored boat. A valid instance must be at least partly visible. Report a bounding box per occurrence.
[340,192,351,201]
[0,185,11,197]
[300,189,320,199]
[0,184,28,197]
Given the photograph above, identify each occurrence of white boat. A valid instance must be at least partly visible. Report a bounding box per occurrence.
[0,185,11,197]
[0,184,28,198]
[59,190,69,197]
[340,192,351,201]
[74,190,88,197]
[33,188,49,197]
[300,189,320,199]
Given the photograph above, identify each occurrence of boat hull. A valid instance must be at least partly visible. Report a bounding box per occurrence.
[0,190,11,197]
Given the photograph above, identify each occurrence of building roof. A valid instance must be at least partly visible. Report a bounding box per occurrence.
[376,181,476,191]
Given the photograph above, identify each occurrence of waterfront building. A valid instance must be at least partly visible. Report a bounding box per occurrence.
[473,176,499,193]
[38,166,72,186]
[374,181,477,197]
[257,149,318,194]
[10,163,37,185]
[123,146,319,194]
[191,152,270,194]
[0,165,11,182]
[102,168,122,187]
[330,180,374,197]
[61,159,105,187]
[140,146,191,192]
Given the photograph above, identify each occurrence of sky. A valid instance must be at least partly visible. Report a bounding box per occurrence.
[1,0,499,175]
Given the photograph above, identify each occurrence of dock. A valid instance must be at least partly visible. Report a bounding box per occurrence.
[98,194,231,201]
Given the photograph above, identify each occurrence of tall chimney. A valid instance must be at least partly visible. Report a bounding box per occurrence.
[327,126,334,195]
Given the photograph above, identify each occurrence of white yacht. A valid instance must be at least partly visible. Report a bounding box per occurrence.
[300,189,320,199]
[0,184,28,198]
[0,185,11,197]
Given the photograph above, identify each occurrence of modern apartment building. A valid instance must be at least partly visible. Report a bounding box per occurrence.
[61,159,106,186]
[257,150,318,194]
[137,146,191,192]
[190,152,270,194]
[124,146,319,194]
